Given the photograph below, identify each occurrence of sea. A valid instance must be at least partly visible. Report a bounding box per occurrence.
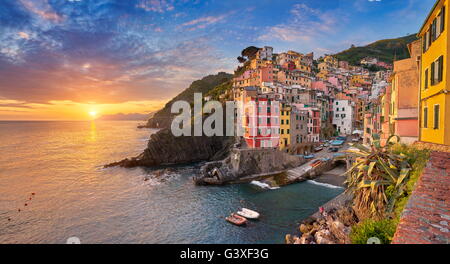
[0,121,343,244]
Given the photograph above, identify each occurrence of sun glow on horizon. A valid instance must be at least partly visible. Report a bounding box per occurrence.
[0,99,165,120]
[89,110,98,119]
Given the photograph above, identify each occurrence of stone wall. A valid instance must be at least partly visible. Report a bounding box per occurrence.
[392,151,450,244]
[413,141,450,153]
[194,148,304,185]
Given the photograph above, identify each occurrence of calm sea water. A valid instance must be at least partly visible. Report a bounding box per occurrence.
[0,121,342,244]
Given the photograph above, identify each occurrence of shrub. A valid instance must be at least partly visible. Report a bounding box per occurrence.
[350,218,397,244]
[344,135,412,220]
[390,144,430,218]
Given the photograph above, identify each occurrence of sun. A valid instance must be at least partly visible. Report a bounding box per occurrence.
[89,110,98,119]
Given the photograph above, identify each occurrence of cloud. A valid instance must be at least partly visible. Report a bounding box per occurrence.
[0,1,234,110]
[19,0,63,22]
[17,31,30,39]
[180,13,231,31]
[136,0,174,13]
[258,3,340,43]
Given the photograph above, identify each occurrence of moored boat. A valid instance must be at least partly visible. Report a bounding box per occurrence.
[226,213,247,226]
[236,208,260,219]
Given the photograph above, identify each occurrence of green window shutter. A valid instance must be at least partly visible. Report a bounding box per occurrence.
[432,18,437,41]
[423,36,426,53]
[438,56,444,83]
[428,27,432,46]
[434,105,440,129]
[442,6,446,32]
[423,107,428,128]
[425,69,428,89]
[431,61,435,85]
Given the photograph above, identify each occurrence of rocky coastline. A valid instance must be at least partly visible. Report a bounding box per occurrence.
[105,128,235,168]
[286,193,356,244]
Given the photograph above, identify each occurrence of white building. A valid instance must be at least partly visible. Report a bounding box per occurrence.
[333,100,354,135]
[369,80,389,100]
[257,46,273,61]
[360,57,378,66]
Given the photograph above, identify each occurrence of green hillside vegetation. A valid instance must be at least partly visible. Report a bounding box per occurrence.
[206,81,233,100]
[146,72,233,128]
[334,34,418,65]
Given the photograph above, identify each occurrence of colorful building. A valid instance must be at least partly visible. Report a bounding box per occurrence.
[390,39,421,144]
[279,103,291,149]
[333,99,354,135]
[290,106,309,145]
[237,87,281,148]
[418,0,449,145]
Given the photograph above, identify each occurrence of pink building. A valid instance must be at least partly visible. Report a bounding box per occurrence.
[237,88,280,148]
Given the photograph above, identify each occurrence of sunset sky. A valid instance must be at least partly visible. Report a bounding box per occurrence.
[0,0,434,120]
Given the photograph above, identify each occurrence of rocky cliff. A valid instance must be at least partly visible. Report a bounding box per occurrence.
[105,128,235,168]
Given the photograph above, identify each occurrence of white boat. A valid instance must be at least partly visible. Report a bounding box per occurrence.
[236,208,260,219]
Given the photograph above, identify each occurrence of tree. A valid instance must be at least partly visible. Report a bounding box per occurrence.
[237,56,246,63]
[236,46,260,63]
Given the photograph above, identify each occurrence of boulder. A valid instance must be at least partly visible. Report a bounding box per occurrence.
[314,229,335,244]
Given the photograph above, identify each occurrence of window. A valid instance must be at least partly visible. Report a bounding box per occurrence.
[423,35,427,53]
[432,18,437,41]
[281,129,284,135]
[286,120,289,125]
[431,56,444,85]
[431,61,435,85]
[424,68,429,89]
[423,107,428,128]
[437,12,442,38]
[267,117,271,124]
[434,105,440,129]
[281,120,284,125]
[438,56,444,83]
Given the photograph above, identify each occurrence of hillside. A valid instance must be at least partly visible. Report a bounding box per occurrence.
[146,72,233,128]
[334,34,418,65]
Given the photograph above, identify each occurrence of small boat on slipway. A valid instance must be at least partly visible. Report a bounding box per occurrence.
[226,213,247,226]
[236,208,260,220]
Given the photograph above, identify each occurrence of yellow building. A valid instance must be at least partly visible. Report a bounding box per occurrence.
[279,104,291,150]
[250,58,272,69]
[324,55,338,68]
[316,70,328,80]
[418,0,449,145]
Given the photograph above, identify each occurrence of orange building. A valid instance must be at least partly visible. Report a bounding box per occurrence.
[389,39,421,144]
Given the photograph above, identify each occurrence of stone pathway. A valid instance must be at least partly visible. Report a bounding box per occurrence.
[392,151,450,244]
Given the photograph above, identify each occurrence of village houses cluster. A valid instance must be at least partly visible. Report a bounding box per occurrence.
[227,0,449,152]
[228,46,391,152]
[225,46,370,151]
